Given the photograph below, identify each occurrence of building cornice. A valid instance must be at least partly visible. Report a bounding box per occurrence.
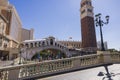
[0,13,9,23]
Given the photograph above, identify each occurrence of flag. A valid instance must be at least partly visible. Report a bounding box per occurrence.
[69,37,72,39]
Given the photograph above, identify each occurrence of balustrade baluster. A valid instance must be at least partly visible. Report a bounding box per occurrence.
[54,62,57,71]
[62,61,65,69]
[56,62,59,70]
[68,60,71,68]
[48,63,51,72]
[25,66,29,77]
[51,63,54,72]
[29,66,32,76]
[80,59,82,66]
[66,60,69,68]
[36,65,39,74]
[3,71,8,80]
[58,62,61,70]
[41,64,45,73]
[20,67,25,78]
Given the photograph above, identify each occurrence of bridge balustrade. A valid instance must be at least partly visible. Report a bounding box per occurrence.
[110,53,120,63]
[0,53,120,80]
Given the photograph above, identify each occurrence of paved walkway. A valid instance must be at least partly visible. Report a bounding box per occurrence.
[38,64,120,80]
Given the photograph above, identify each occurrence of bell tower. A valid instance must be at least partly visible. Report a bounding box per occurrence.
[80,0,97,51]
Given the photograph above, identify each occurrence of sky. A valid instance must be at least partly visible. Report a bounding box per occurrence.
[9,0,120,50]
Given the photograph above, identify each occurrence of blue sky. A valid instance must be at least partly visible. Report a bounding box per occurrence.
[9,0,120,50]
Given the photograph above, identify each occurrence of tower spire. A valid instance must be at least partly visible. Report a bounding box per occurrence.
[81,0,94,19]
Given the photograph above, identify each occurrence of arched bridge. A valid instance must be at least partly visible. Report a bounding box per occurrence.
[21,36,71,59]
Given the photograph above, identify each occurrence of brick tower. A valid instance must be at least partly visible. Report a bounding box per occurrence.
[80,0,97,51]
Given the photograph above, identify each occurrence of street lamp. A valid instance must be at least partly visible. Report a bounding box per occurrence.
[95,13,109,51]
[25,45,28,63]
[19,43,24,64]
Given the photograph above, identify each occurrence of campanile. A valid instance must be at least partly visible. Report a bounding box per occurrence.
[80,0,97,51]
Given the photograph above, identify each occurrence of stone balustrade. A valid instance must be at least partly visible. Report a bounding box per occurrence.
[0,52,120,80]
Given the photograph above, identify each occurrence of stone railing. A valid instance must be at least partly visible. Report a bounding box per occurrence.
[0,52,120,80]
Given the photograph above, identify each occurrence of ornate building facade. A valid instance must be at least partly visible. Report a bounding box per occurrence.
[58,41,81,49]
[0,0,34,60]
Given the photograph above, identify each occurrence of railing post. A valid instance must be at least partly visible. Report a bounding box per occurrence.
[99,54,104,63]
[98,51,112,64]
[72,57,80,69]
[8,68,20,80]
[103,51,112,64]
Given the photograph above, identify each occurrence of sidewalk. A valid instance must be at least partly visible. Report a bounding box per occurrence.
[37,64,120,80]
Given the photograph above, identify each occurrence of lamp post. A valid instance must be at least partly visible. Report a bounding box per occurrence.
[19,43,23,64]
[95,13,109,51]
[25,45,28,63]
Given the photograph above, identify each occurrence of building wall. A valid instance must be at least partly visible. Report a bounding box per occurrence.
[0,0,8,7]
[0,0,34,60]
[0,16,6,36]
[0,6,12,35]
[9,6,22,42]
[0,3,21,42]
[21,28,34,41]
[30,28,34,40]
[0,2,22,47]
[58,41,81,49]
[0,14,9,50]
[58,40,108,51]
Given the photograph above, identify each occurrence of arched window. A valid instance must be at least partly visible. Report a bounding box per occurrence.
[35,42,37,47]
[55,43,57,46]
[30,43,33,48]
[25,44,29,48]
[42,41,45,46]
[58,44,59,47]
[39,42,41,47]
[50,39,53,45]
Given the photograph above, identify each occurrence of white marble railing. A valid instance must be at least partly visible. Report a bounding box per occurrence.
[0,52,120,80]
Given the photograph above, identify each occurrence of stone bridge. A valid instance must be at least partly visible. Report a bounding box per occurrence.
[21,36,71,59]
[0,52,120,80]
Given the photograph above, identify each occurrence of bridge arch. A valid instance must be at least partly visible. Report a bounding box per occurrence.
[21,37,71,59]
[31,48,67,60]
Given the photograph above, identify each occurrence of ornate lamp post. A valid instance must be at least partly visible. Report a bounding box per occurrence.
[19,43,24,64]
[95,13,109,51]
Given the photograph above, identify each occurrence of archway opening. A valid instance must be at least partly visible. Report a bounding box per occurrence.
[50,39,53,45]
[31,49,66,61]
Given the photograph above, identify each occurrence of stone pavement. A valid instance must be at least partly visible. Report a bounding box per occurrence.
[38,64,120,80]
